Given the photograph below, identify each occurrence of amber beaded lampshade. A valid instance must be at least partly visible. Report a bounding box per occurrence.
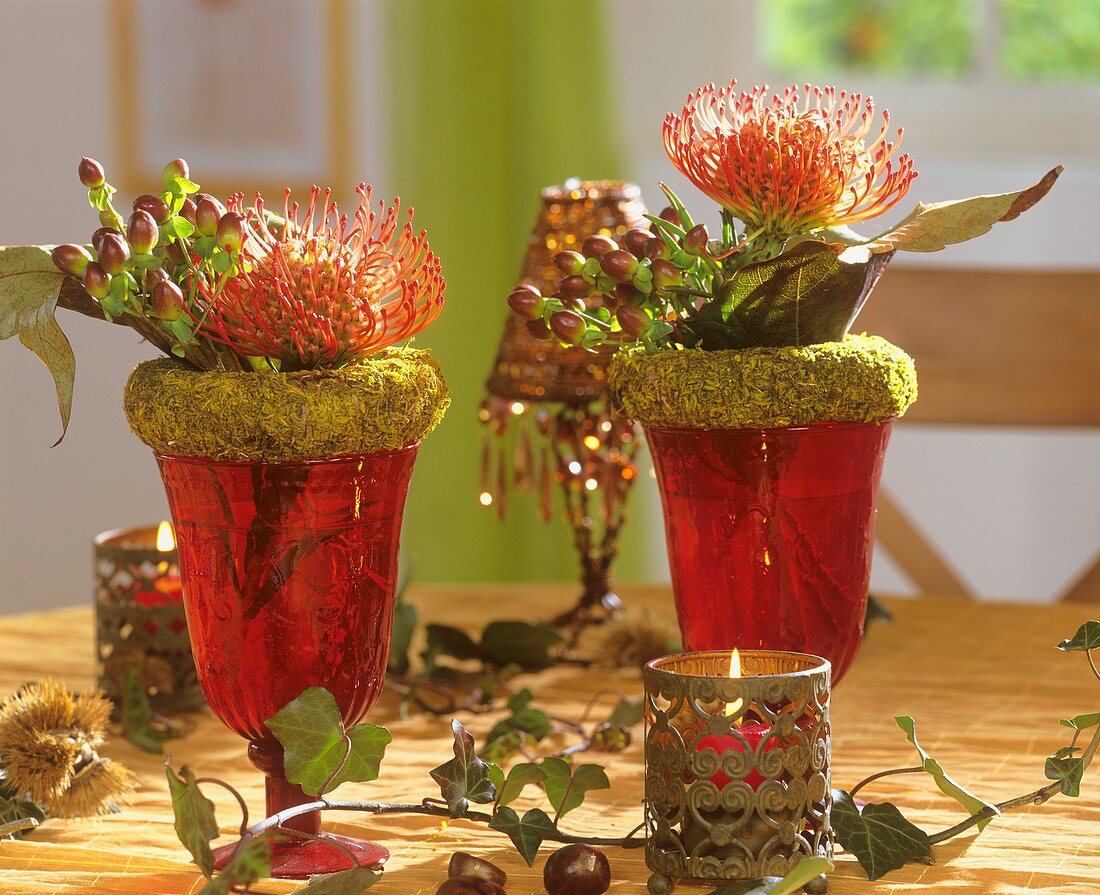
[479,180,647,626]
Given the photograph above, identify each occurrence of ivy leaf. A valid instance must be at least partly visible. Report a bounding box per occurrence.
[123,667,168,753]
[539,758,610,820]
[266,687,390,796]
[430,719,496,817]
[495,762,546,808]
[0,245,75,443]
[832,789,933,881]
[864,167,1061,253]
[1057,621,1100,651]
[480,621,564,670]
[606,697,645,729]
[0,795,45,840]
[484,689,554,753]
[1045,756,1085,797]
[707,857,834,894]
[197,835,272,895]
[166,764,219,877]
[487,806,555,866]
[895,716,998,830]
[1061,713,1100,731]
[424,624,486,667]
[301,866,381,894]
[388,578,418,676]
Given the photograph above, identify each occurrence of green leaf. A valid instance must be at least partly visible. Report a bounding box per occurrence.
[1061,713,1100,731]
[388,591,418,676]
[658,181,695,230]
[865,167,1061,253]
[895,716,998,830]
[1058,621,1100,651]
[430,719,497,818]
[1045,756,1085,797]
[539,757,610,820]
[211,250,233,273]
[487,806,555,866]
[301,866,381,894]
[166,764,219,877]
[123,666,168,753]
[485,689,554,752]
[266,687,391,796]
[0,795,45,840]
[197,835,272,895]
[480,621,564,670]
[495,762,546,808]
[707,857,834,894]
[1053,745,1081,760]
[832,789,933,881]
[0,246,75,443]
[606,697,645,729]
[424,624,485,665]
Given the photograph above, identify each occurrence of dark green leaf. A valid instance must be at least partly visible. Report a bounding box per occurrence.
[1058,621,1100,651]
[1061,713,1100,731]
[123,667,168,753]
[197,835,272,895]
[430,719,496,817]
[480,729,525,764]
[302,866,381,893]
[606,697,645,729]
[166,764,219,877]
[266,687,390,796]
[0,796,45,840]
[1053,746,1081,760]
[866,167,1061,254]
[495,762,546,808]
[388,590,418,676]
[424,624,485,666]
[480,621,564,670]
[0,246,75,442]
[487,806,555,866]
[865,593,894,627]
[707,857,833,894]
[658,181,695,230]
[895,716,997,829]
[832,789,933,881]
[1045,756,1084,797]
[485,689,554,751]
[539,758,610,820]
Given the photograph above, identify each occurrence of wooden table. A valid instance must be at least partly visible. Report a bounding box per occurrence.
[0,585,1096,894]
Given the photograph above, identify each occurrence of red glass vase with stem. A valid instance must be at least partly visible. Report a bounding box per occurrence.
[155,446,418,878]
[645,421,893,684]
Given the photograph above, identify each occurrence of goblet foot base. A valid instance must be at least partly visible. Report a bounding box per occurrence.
[213,830,389,880]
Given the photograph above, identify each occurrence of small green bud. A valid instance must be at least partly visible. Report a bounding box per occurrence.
[51,244,92,278]
[81,261,111,299]
[78,157,105,188]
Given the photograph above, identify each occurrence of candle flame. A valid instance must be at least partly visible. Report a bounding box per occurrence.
[156,521,176,552]
[724,648,744,717]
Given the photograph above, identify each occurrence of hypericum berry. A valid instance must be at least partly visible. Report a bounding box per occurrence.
[128,210,159,254]
[559,275,593,299]
[612,282,642,305]
[644,236,671,261]
[600,249,639,282]
[682,223,709,254]
[616,304,652,338]
[195,196,223,236]
[81,261,111,299]
[144,267,170,289]
[651,258,682,289]
[553,250,586,276]
[133,194,170,225]
[78,157,105,188]
[525,318,554,341]
[659,205,683,227]
[180,197,198,225]
[559,296,586,313]
[151,280,185,321]
[507,287,544,320]
[50,244,92,278]
[622,227,651,257]
[162,157,189,184]
[215,212,245,252]
[543,844,611,895]
[549,309,586,344]
[581,234,617,259]
[97,232,130,275]
[164,241,186,266]
[91,226,118,252]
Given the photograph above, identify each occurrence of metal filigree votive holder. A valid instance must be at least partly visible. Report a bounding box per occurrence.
[94,524,202,712]
[643,651,832,894]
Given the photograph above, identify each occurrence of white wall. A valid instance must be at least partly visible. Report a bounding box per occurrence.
[1,0,1097,613]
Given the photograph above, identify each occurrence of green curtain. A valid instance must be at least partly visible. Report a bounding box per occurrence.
[385,0,649,586]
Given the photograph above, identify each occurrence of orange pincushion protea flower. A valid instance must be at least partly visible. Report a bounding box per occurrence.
[664,81,917,240]
[198,185,444,370]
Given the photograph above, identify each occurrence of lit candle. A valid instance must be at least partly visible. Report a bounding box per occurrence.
[695,649,777,790]
[133,521,182,608]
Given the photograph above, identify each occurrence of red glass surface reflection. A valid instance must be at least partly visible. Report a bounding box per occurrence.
[646,422,892,684]
[155,447,418,877]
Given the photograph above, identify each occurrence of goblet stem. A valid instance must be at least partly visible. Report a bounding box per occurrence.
[250,739,320,836]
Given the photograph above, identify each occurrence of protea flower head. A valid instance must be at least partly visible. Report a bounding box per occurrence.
[664,80,917,241]
[198,184,445,370]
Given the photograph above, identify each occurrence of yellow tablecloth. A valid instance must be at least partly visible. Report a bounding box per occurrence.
[0,585,1096,894]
